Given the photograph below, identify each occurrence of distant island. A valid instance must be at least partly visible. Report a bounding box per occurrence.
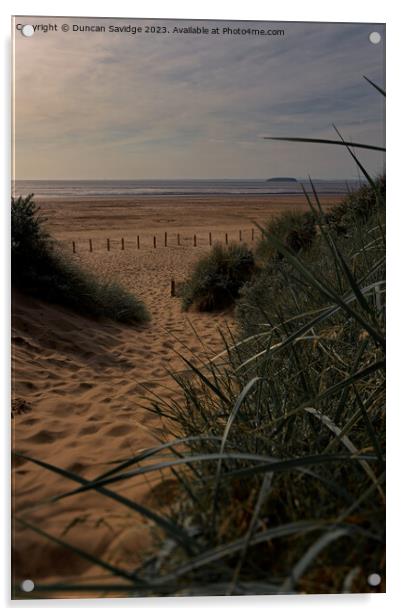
[266,177,298,182]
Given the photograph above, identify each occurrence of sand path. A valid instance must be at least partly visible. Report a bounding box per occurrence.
[12,242,234,587]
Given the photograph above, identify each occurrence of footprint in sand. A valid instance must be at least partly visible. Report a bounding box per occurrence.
[20,417,39,427]
[26,429,67,444]
[79,424,100,436]
[67,462,87,474]
[105,424,131,437]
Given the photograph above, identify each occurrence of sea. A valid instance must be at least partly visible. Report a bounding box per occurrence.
[12,179,362,200]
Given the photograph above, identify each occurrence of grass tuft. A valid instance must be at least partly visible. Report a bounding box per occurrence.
[256,209,316,263]
[181,242,256,312]
[326,175,385,236]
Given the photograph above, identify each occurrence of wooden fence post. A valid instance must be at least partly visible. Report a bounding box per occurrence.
[72,241,76,254]
[171,279,176,297]
[209,231,212,246]
[154,236,157,249]
[194,234,197,247]
[137,235,140,249]
[252,228,255,242]
[107,238,110,251]
[177,233,180,246]
[165,231,167,247]
[225,233,228,245]
[121,238,125,250]
[89,239,93,252]
[239,230,242,242]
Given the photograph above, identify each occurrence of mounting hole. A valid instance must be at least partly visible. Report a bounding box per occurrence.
[369,32,381,45]
[368,573,381,587]
[21,24,34,37]
[21,579,35,592]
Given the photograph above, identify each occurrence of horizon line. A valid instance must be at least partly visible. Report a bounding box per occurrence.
[13,177,363,182]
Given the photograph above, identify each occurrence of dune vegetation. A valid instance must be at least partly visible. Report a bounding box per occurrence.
[181,242,256,312]
[256,209,317,263]
[11,194,150,324]
[151,175,385,595]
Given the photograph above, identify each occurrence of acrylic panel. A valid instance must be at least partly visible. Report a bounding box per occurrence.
[11,16,385,598]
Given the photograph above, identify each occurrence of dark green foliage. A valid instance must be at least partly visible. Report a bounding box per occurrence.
[256,210,316,262]
[238,178,384,336]
[326,175,385,235]
[182,243,256,311]
[12,194,50,277]
[11,194,149,324]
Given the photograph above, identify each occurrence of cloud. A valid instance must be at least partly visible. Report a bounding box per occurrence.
[13,18,385,179]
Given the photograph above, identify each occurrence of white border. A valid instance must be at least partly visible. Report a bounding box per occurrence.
[1,1,400,614]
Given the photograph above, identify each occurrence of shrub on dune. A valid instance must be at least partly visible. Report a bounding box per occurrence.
[256,209,316,263]
[181,242,256,312]
[11,194,150,324]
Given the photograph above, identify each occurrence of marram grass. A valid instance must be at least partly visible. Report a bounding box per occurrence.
[12,194,150,324]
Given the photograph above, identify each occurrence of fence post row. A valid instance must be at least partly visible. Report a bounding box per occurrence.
[73,228,258,252]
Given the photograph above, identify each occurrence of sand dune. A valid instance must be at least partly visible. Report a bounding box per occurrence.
[12,194,343,591]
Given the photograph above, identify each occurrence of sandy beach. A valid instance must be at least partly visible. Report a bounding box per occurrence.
[11,193,344,590]
[35,193,339,242]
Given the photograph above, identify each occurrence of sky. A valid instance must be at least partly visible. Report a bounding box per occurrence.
[13,17,385,180]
